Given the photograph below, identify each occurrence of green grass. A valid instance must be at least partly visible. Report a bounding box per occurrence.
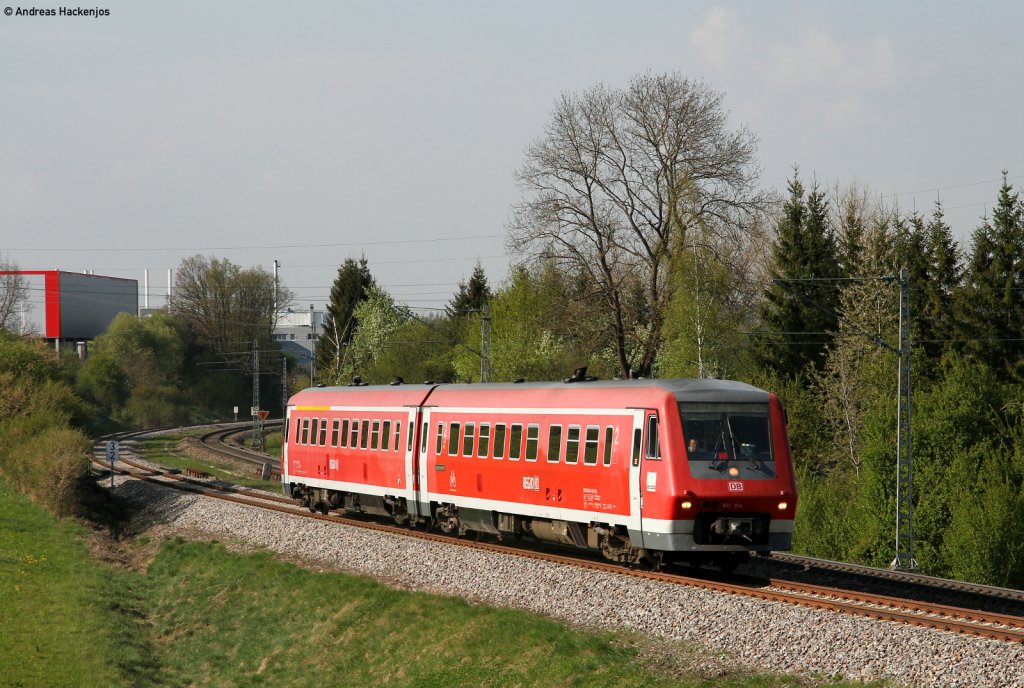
[142,538,866,688]
[0,479,155,687]
[0,477,884,688]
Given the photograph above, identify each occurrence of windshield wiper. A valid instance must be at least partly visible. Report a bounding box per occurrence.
[709,423,730,471]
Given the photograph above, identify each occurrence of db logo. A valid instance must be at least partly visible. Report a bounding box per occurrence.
[727,481,744,492]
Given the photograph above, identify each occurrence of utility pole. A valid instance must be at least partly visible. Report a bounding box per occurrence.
[252,340,261,449]
[273,259,280,327]
[282,358,288,415]
[480,303,491,383]
[890,268,918,571]
[774,271,916,571]
[310,303,316,386]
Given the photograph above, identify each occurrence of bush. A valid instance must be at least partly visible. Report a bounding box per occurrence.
[0,332,92,516]
[4,426,91,517]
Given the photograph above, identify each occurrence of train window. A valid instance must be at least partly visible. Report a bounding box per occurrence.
[566,426,581,464]
[331,419,340,447]
[293,417,300,443]
[448,423,461,456]
[525,424,539,461]
[478,423,490,458]
[319,418,328,446]
[361,420,370,449]
[462,423,476,457]
[421,421,429,453]
[340,420,350,448]
[584,426,600,465]
[398,421,405,452]
[350,420,359,448]
[645,416,661,459]
[435,422,444,455]
[301,418,310,445]
[680,402,775,480]
[284,418,290,444]
[603,426,614,466]
[310,418,320,446]
[382,421,391,450]
[371,420,381,450]
[632,428,642,466]
[509,424,523,461]
[493,424,506,459]
[547,425,562,463]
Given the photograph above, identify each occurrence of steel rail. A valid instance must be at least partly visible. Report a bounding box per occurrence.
[91,436,1024,645]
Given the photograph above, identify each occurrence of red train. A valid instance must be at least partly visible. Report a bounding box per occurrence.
[282,375,796,568]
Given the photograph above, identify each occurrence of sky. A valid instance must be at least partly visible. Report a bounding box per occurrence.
[2,1,1023,321]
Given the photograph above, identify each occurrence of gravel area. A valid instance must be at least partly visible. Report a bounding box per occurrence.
[114,476,1024,688]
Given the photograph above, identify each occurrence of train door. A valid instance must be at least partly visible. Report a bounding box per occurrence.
[628,410,646,546]
[404,407,421,519]
[411,407,432,519]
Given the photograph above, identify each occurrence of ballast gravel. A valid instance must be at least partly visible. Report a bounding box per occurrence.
[115,477,1024,688]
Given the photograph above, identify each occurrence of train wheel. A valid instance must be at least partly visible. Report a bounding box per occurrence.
[636,549,664,571]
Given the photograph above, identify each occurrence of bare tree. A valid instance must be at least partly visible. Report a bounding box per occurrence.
[508,73,770,377]
[0,257,32,334]
[170,255,293,373]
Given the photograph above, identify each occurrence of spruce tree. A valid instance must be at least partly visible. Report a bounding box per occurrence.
[757,173,843,380]
[316,257,376,380]
[448,263,492,318]
[917,203,962,374]
[957,174,1024,381]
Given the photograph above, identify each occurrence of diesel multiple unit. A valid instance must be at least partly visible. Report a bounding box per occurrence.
[283,377,797,568]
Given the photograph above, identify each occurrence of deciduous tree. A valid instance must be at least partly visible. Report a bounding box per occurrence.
[509,72,768,378]
[0,256,31,334]
[170,255,289,375]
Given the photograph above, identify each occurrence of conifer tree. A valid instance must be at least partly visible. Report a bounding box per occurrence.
[833,184,871,278]
[757,173,843,380]
[447,263,491,318]
[957,174,1024,381]
[317,257,376,379]
[917,203,962,373]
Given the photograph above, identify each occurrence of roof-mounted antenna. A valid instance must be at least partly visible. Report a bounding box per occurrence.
[349,376,368,387]
[390,376,404,386]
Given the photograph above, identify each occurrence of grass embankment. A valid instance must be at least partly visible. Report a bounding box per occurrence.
[0,479,156,687]
[0,476,878,688]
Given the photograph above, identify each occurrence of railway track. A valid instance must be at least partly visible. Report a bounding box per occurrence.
[198,423,283,469]
[91,430,1024,646]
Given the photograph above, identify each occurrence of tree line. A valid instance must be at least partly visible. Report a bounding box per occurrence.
[1,71,1022,588]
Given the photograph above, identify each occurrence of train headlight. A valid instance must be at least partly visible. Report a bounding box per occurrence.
[777,501,789,511]
[680,500,693,510]
[728,466,740,477]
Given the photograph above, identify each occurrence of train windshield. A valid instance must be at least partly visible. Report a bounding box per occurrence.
[679,402,775,480]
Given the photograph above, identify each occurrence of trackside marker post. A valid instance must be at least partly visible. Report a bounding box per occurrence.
[106,440,120,489]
